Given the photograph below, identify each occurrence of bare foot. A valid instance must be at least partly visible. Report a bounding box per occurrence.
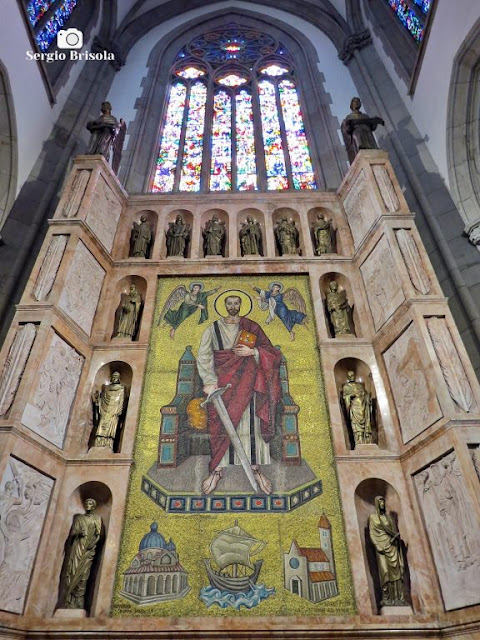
[169,328,176,339]
[202,469,223,494]
[252,466,273,495]
[290,331,295,341]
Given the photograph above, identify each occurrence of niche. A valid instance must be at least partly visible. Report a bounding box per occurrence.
[111,275,147,342]
[334,358,384,449]
[320,272,358,338]
[56,481,112,616]
[128,209,157,259]
[200,208,228,257]
[89,361,132,453]
[307,207,339,255]
[272,207,303,257]
[164,209,193,258]
[354,478,411,614]
[237,207,265,257]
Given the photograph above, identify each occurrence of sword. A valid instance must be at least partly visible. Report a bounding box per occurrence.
[201,384,260,493]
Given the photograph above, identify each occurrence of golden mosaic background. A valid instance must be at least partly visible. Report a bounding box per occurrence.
[112,275,355,617]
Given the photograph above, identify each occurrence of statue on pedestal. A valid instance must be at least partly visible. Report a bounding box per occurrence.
[203,216,225,256]
[130,215,152,258]
[326,281,354,336]
[341,97,385,164]
[92,372,127,450]
[59,498,102,610]
[166,215,190,257]
[86,102,118,161]
[312,215,334,255]
[368,496,407,607]
[341,370,373,445]
[275,217,299,256]
[239,216,262,256]
[112,118,127,174]
[113,284,142,340]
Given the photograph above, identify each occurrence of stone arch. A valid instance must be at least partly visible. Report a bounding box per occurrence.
[447,18,480,246]
[0,61,17,231]
[117,7,350,193]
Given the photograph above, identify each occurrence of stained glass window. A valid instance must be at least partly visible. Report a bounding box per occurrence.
[152,24,317,193]
[384,0,434,43]
[26,0,80,52]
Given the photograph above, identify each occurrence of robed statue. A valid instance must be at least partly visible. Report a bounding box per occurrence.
[341,370,374,446]
[368,496,407,607]
[203,215,225,257]
[326,281,354,336]
[341,97,385,164]
[86,102,118,161]
[239,216,262,256]
[58,498,102,610]
[92,372,127,450]
[112,118,127,174]
[113,284,142,340]
[130,215,152,258]
[312,215,334,255]
[275,217,299,256]
[166,215,190,257]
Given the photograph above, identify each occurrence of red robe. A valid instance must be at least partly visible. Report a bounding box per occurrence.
[207,317,282,472]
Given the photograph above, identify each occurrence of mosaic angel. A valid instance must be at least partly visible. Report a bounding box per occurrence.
[253,282,307,340]
[158,282,220,339]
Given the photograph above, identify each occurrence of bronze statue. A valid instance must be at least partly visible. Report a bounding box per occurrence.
[368,496,407,607]
[59,498,102,609]
[130,215,152,258]
[92,372,126,449]
[112,118,127,174]
[239,216,262,256]
[166,215,190,257]
[86,102,118,161]
[114,284,142,340]
[341,370,373,445]
[275,217,299,256]
[341,97,385,164]
[326,281,354,336]
[203,215,225,256]
[312,215,334,255]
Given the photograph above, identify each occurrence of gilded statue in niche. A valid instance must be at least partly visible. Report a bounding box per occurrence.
[92,372,127,450]
[312,215,334,255]
[239,216,262,256]
[203,216,226,256]
[166,215,190,258]
[326,281,354,336]
[341,371,374,446]
[130,216,152,258]
[113,284,142,341]
[274,217,299,255]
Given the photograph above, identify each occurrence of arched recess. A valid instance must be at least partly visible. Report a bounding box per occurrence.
[117,7,350,193]
[0,60,17,231]
[447,18,480,246]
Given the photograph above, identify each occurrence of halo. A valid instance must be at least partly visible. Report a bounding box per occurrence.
[214,290,253,317]
[189,282,204,292]
[268,281,283,292]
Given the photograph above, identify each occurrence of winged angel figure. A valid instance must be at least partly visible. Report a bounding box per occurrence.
[158,282,220,339]
[253,282,307,341]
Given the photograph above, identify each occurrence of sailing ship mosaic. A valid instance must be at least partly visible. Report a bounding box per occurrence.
[113,275,355,617]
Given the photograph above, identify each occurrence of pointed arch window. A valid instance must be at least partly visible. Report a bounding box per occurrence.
[151,25,317,193]
[24,0,80,52]
[383,0,434,43]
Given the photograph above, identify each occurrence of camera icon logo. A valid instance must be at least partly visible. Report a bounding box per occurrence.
[57,28,83,49]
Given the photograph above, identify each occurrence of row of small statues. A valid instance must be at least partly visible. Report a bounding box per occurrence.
[128,213,336,259]
[58,492,406,611]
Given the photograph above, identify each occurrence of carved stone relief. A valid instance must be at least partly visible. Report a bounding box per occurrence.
[415,451,480,610]
[395,229,430,295]
[33,235,68,301]
[360,235,405,330]
[21,332,84,448]
[472,445,480,481]
[372,165,399,212]
[58,241,105,335]
[63,169,90,218]
[0,456,54,614]
[342,169,378,248]
[384,323,443,442]
[427,317,474,413]
[85,176,122,252]
[0,324,37,417]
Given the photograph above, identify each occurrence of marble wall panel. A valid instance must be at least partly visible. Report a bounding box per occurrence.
[414,451,480,610]
[58,241,105,335]
[395,229,431,295]
[360,235,405,330]
[63,169,91,218]
[383,323,443,442]
[33,235,68,301]
[342,169,378,248]
[21,332,84,448]
[85,176,122,252]
[0,457,54,614]
[0,323,37,417]
[372,165,399,212]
